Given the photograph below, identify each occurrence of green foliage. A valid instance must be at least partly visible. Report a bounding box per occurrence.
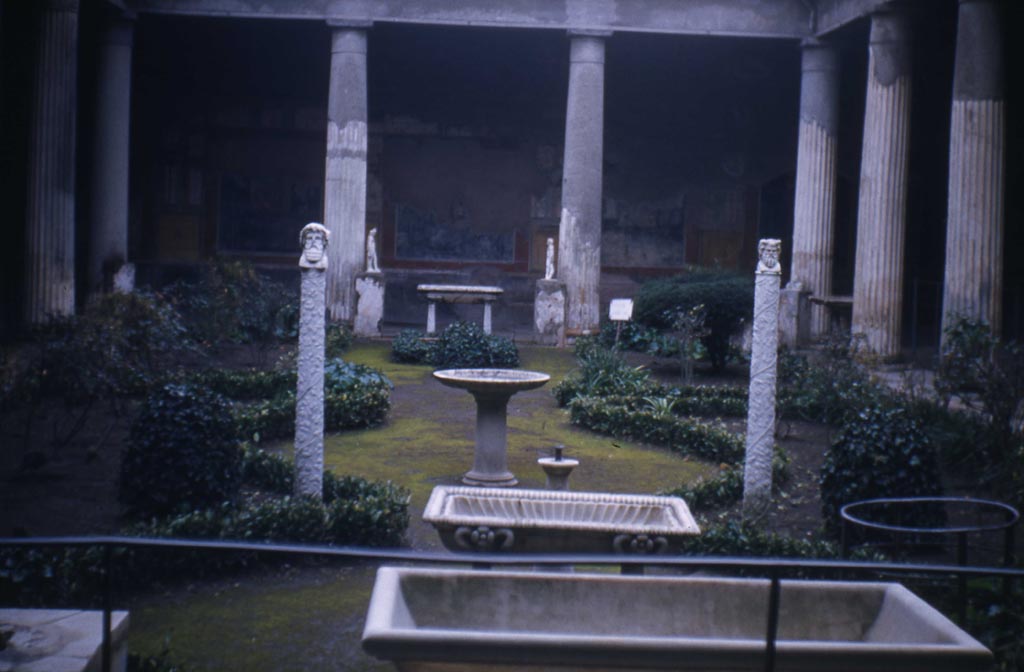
[430,321,520,369]
[777,345,889,424]
[325,324,354,358]
[391,329,434,364]
[666,385,747,417]
[820,404,944,537]
[389,322,519,368]
[553,338,654,406]
[633,270,753,372]
[189,367,295,401]
[677,520,845,559]
[134,462,410,548]
[241,446,411,545]
[936,317,1024,465]
[662,448,788,512]
[119,383,243,518]
[166,261,295,346]
[234,359,391,443]
[568,395,743,463]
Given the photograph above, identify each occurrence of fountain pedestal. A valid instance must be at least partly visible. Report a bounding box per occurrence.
[433,368,550,487]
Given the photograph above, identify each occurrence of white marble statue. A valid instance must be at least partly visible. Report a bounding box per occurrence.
[366,227,380,273]
[544,237,555,280]
[299,222,330,270]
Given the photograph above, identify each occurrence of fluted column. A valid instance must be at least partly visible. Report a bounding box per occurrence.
[323,24,369,323]
[941,0,1005,340]
[790,40,840,339]
[88,12,135,294]
[851,9,913,358]
[558,31,608,334]
[25,0,79,323]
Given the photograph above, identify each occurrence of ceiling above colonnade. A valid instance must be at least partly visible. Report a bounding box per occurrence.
[120,0,894,39]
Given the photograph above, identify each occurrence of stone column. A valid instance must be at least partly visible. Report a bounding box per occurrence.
[25,0,80,324]
[557,31,608,334]
[295,224,330,499]
[942,0,1005,340]
[323,24,369,323]
[851,9,913,358]
[790,40,840,339]
[742,240,782,520]
[88,12,135,294]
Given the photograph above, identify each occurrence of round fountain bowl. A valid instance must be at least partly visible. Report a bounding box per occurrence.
[433,369,550,394]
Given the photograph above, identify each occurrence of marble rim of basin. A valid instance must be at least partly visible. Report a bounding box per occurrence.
[362,567,994,672]
[432,368,551,393]
[423,485,700,553]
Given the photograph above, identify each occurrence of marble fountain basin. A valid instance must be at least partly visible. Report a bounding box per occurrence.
[362,568,992,672]
[422,486,700,554]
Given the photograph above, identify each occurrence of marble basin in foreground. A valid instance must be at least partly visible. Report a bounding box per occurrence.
[423,486,700,554]
[362,567,993,672]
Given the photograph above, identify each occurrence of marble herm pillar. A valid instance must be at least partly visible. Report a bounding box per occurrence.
[324,25,369,323]
[25,0,80,323]
[88,13,135,294]
[790,40,840,340]
[558,31,608,335]
[942,0,1005,340]
[295,224,330,500]
[851,10,913,358]
[743,240,782,520]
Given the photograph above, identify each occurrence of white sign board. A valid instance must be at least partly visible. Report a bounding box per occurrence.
[609,298,634,322]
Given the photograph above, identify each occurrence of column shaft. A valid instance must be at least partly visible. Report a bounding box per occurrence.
[25,0,79,323]
[851,11,913,358]
[791,41,840,339]
[558,33,606,334]
[942,0,1005,339]
[324,27,369,323]
[88,14,135,294]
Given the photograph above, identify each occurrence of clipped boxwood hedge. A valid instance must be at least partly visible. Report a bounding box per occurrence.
[568,395,743,463]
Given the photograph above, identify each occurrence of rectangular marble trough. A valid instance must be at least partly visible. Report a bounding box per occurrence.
[422,486,700,554]
[362,568,993,672]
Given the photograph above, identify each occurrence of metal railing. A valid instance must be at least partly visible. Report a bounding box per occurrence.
[2,535,1022,672]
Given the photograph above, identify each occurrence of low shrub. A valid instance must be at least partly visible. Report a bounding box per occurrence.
[135,479,409,548]
[325,324,354,358]
[391,329,434,364]
[633,270,753,372]
[119,383,243,518]
[568,395,743,463]
[165,260,295,347]
[430,321,519,369]
[820,404,944,537]
[677,520,845,560]
[235,359,391,442]
[666,385,747,417]
[190,368,294,401]
[553,338,654,406]
[662,448,788,512]
[777,346,889,424]
[389,322,519,368]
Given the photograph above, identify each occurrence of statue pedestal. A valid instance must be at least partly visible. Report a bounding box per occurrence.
[354,272,385,337]
[779,282,811,347]
[534,279,566,346]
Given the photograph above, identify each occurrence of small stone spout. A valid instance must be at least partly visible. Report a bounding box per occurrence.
[538,445,578,491]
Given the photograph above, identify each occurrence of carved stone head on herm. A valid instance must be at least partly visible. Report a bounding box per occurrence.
[299,222,330,269]
[757,238,782,275]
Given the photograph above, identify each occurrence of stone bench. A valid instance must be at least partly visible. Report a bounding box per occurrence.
[416,284,504,334]
[809,294,853,334]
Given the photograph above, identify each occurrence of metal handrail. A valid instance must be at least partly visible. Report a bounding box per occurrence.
[2,535,1022,672]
